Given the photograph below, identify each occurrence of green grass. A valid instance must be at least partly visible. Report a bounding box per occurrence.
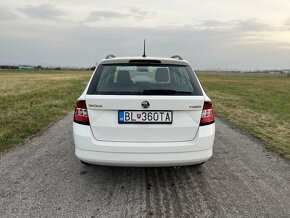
[1,70,289,160]
[197,72,290,159]
[0,70,91,152]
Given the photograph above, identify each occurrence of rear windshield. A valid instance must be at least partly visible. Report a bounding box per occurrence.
[87,64,203,96]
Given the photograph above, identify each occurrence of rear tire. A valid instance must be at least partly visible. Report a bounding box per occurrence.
[194,162,205,166]
[80,160,92,166]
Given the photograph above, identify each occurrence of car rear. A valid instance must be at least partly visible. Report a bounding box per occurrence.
[73,57,215,166]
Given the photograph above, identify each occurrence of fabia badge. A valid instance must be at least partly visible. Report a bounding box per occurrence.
[141,101,150,109]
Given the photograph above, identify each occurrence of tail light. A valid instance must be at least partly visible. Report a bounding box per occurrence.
[200,102,215,126]
[74,100,90,125]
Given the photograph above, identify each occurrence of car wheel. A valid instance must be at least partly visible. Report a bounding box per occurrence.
[194,162,205,166]
[80,160,91,165]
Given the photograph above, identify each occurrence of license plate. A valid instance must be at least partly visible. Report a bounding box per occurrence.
[118,111,172,124]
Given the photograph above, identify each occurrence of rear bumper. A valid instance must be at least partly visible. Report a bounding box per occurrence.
[75,148,212,167]
[73,122,215,167]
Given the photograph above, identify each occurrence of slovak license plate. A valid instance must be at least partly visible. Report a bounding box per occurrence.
[118,111,172,124]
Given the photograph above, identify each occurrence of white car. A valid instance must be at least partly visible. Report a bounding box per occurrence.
[73,55,215,166]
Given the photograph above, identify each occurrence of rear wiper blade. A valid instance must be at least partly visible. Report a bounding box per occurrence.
[142,89,192,95]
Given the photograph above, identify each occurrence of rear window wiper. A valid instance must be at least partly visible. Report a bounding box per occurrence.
[142,89,193,95]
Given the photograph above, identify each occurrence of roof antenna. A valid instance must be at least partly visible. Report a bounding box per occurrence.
[142,39,146,58]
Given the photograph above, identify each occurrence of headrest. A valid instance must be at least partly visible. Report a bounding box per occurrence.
[117,70,132,85]
[155,68,169,82]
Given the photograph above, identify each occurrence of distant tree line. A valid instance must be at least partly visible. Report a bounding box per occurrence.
[0,65,96,71]
[0,65,19,69]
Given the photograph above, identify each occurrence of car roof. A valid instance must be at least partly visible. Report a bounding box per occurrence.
[99,56,189,66]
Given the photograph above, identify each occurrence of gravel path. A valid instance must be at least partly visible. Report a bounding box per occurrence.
[1,115,289,217]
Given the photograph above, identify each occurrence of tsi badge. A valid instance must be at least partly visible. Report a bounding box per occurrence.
[141,101,150,109]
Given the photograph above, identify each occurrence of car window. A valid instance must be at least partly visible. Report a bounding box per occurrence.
[87,64,203,96]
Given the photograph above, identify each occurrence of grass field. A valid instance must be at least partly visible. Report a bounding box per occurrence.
[198,72,290,159]
[1,70,289,160]
[0,70,91,153]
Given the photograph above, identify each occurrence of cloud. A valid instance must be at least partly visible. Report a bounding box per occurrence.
[197,19,272,32]
[86,8,153,22]
[0,9,18,21]
[2,23,289,70]
[19,4,65,20]
[235,19,270,31]
[1,1,290,70]
[286,17,290,26]
[129,8,149,17]
[87,10,129,21]
[199,20,230,28]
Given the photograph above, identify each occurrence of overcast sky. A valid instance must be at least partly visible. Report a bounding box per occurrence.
[1,0,290,70]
